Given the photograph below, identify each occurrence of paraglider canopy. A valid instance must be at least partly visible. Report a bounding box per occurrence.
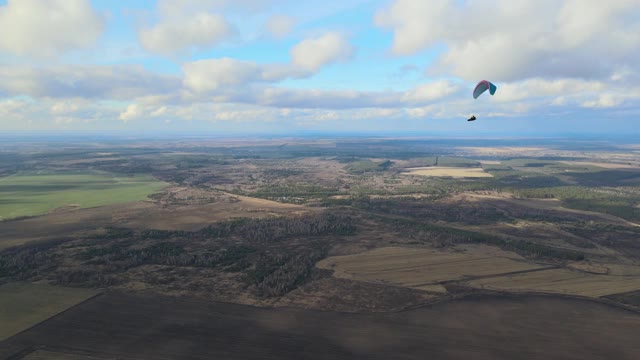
[473,80,497,99]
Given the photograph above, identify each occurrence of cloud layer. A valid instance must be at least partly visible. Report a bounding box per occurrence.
[0,0,638,132]
[375,0,640,82]
[0,0,105,57]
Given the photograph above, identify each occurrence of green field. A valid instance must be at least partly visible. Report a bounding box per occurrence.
[0,171,168,220]
[0,282,100,341]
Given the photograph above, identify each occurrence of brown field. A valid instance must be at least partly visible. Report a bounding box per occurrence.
[452,191,639,226]
[457,146,547,156]
[2,292,640,360]
[0,282,99,341]
[316,246,546,290]
[560,161,639,169]
[0,191,308,249]
[402,166,493,178]
[478,160,502,165]
[22,350,105,360]
[468,267,640,297]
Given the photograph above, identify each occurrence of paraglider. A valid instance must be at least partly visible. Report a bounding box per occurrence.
[468,80,497,121]
[473,80,497,99]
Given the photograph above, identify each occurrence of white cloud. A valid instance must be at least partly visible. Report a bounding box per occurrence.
[581,94,624,109]
[290,32,355,71]
[0,0,105,57]
[0,65,181,100]
[139,12,235,55]
[151,106,168,117]
[182,58,310,93]
[183,58,262,93]
[375,0,640,81]
[495,78,607,102]
[156,0,276,15]
[50,100,86,115]
[402,80,460,102]
[405,106,436,118]
[119,104,143,122]
[0,98,31,118]
[265,14,296,39]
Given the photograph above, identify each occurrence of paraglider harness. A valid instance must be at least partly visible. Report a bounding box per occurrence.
[467,115,476,121]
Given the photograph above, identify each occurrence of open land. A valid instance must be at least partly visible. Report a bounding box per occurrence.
[0,172,168,220]
[2,136,640,358]
[2,292,640,360]
[402,166,494,178]
[0,282,99,341]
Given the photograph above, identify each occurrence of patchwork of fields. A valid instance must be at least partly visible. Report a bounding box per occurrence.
[316,247,548,293]
[318,246,640,299]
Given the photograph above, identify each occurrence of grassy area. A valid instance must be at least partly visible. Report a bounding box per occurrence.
[0,282,100,341]
[0,171,168,220]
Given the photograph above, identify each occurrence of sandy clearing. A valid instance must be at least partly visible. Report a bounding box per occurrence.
[402,167,493,178]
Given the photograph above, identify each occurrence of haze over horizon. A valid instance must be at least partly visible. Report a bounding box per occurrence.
[1,0,639,135]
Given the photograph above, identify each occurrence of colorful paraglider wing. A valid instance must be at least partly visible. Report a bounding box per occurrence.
[473,80,497,99]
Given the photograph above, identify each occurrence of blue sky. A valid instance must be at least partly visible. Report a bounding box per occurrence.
[0,0,639,135]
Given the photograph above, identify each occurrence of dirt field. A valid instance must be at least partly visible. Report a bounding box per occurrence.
[316,246,546,290]
[560,161,639,169]
[0,283,99,341]
[451,191,639,226]
[402,167,493,178]
[2,292,640,360]
[478,160,502,165]
[0,192,309,249]
[21,350,106,360]
[468,267,640,297]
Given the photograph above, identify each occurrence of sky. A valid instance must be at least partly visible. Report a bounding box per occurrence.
[0,0,639,136]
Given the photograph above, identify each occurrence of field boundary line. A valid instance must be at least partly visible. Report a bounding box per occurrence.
[1,291,104,345]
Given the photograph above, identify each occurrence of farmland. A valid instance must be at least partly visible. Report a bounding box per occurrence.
[0,282,99,341]
[468,266,640,297]
[2,136,640,358]
[402,166,494,178]
[0,172,167,220]
[2,292,640,360]
[316,246,546,291]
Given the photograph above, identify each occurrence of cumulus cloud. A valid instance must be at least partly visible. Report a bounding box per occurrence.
[581,94,625,109]
[181,32,358,94]
[0,0,105,57]
[265,14,296,39]
[0,65,181,100]
[156,0,277,15]
[182,58,309,93]
[253,81,459,109]
[119,104,143,122]
[290,32,355,71]
[375,0,640,81]
[495,78,607,102]
[139,13,235,55]
[401,80,460,102]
